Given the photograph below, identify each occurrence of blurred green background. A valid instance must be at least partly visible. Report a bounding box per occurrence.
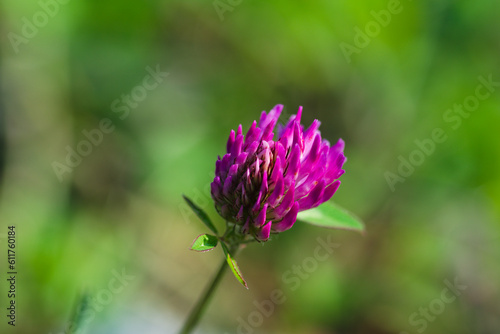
[1,0,499,333]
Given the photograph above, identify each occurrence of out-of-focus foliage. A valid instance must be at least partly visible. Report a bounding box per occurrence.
[0,0,499,333]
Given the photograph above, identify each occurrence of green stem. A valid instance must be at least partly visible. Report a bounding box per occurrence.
[179,256,229,334]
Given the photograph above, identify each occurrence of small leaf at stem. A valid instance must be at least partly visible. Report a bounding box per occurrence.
[221,243,248,289]
[297,202,365,233]
[190,234,219,252]
[182,195,218,234]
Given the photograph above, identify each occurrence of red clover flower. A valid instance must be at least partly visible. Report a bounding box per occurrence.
[211,105,346,242]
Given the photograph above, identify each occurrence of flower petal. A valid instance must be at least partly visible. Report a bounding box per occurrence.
[259,172,268,199]
[274,186,295,217]
[226,129,235,153]
[236,152,249,165]
[267,173,284,207]
[331,138,345,155]
[292,121,304,152]
[211,176,222,198]
[261,106,282,142]
[246,141,259,157]
[321,180,341,203]
[298,133,321,177]
[215,157,222,176]
[295,106,303,124]
[231,134,244,158]
[236,205,244,221]
[244,121,261,147]
[256,221,272,241]
[252,190,263,212]
[325,152,346,184]
[298,179,325,211]
[275,142,286,168]
[284,144,301,188]
[228,164,239,179]
[255,203,268,227]
[259,105,283,130]
[223,176,233,197]
[269,156,282,184]
[272,202,299,232]
[241,217,250,234]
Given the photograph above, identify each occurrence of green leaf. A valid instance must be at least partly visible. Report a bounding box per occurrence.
[221,243,248,289]
[190,234,219,252]
[182,195,218,234]
[297,202,365,233]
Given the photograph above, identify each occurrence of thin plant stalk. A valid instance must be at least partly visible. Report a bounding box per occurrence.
[179,256,229,334]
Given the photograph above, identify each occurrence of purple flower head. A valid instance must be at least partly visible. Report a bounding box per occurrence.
[211,105,346,242]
